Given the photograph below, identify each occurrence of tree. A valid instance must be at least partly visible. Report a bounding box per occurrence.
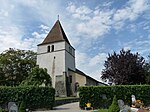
[145,55,150,84]
[21,66,52,87]
[0,48,36,86]
[101,49,146,85]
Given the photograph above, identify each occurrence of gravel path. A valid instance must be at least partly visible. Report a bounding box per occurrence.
[34,102,96,112]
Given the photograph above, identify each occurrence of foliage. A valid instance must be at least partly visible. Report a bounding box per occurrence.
[19,101,26,112]
[0,48,36,86]
[79,85,150,109]
[0,86,55,110]
[101,49,146,85]
[108,95,119,112]
[145,55,150,84]
[0,107,7,112]
[20,66,52,87]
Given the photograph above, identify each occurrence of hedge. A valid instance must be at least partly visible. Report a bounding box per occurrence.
[0,86,55,110]
[79,85,150,109]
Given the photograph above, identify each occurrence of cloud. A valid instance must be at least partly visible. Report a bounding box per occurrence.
[67,3,113,39]
[67,0,150,40]
[123,36,150,56]
[0,24,48,53]
[15,0,62,24]
[113,0,149,21]
[67,3,92,20]
[0,26,25,52]
[76,50,107,81]
[0,0,149,82]
[113,0,150,29]
[0,0,63,53]
[148,34,150,39]
[89,53,106,66]
[65,0,150,81]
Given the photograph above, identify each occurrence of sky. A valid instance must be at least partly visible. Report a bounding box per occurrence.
[0,0,150,82]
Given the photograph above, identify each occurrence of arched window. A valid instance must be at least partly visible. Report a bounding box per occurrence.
[51,45,54,52]
[75,82,79,92]
[47,46,50,52]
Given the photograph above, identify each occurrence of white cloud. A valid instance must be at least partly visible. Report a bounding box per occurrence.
[39,24,50,31]
[0,26,25,52]
[67,3,92,20]
[0,9,8,17]
[0,0,149,82]
[123,37,150,55]
[67,4,113,39]
[0,0,63,53]
[148,34,150,39]
[76,51,107,81]
[15,0,61,24]
[76,10,113,39]
[65,1,150,81]
[113,0,150,29]
[67,0,150,39]
[0,24,48,53]
[89,53,106,66]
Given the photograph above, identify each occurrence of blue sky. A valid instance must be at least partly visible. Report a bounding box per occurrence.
[0,0,150,82]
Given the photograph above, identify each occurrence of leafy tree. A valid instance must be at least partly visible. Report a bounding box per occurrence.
[145,55,150,84]
[0,48,36,86]
[101,49,146,85]
[21,66,52,87]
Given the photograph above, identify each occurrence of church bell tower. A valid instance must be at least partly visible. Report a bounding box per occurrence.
[37,20,75,96]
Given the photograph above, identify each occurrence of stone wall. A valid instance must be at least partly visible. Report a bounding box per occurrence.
[55,74,67,97]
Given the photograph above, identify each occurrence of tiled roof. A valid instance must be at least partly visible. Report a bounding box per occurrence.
[75,69,108,85]
[38,20,70,45]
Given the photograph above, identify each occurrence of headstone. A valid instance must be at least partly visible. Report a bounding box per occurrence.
[8,102,15,111]
[101,94,107,100]
[8,102,18,112]
[118,100,125,110]
[118,100,130,112]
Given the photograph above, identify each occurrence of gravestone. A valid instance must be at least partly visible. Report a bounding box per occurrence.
[8,102,18,112]
[118,100,130,112]
[101,94,107,99]
[118,100,125,110]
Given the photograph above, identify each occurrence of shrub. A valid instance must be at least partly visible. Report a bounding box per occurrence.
[79,85,150,109]
[108,95,119,112]
[0,86,55,110]
[19,101,26,112]
[0,108,2,112]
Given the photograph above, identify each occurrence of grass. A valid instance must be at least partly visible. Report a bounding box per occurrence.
[96,109,108,112]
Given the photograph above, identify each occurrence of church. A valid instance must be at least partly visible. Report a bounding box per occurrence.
[37,19,105,97]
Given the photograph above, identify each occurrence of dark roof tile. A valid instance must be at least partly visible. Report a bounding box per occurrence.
[38,20,70,45]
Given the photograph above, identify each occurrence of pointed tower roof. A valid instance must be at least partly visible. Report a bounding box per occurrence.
[38,20,70,45]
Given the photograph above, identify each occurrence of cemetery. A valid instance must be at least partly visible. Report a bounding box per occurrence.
[80,85,150,112]
[0,4,149,112]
